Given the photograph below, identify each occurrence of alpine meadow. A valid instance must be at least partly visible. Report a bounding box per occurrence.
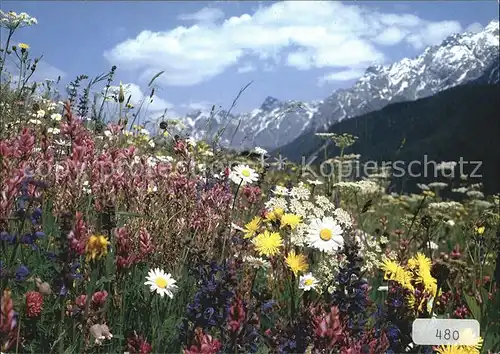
[1,3,500,354]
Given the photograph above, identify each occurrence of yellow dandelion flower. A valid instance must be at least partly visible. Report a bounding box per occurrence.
[280,213,302,230]
[18,42,29,50]
[409,253,437,294]
[265,208,284,222]
[244,216,262,239]
[285,250,308,276]
[381,259,414,291]
[408,253,431,272]
[85,234,110,262]
[475,226,485,235]
[252,230,283,257]
[435,338,482,354]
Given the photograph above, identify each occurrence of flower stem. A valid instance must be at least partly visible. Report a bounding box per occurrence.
[0,29,14,76]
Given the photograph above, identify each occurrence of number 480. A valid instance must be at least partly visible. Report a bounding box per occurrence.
[436,329,459,340]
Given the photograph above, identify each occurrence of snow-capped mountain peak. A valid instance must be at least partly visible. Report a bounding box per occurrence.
[177,20,499,150]
[260,96,281,111]
[311,20,499,131]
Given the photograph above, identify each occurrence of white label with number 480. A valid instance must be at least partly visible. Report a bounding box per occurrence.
[412,319,480,345]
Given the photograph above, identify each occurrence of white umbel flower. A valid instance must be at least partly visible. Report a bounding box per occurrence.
[273,185,290,196]
[299,273,319,291]
[445,219,455,227]
[333,208,353,227]
[144,268,178,299]
[50,113,62,121]
[229,164,259,185]
[253,146,267,155]
[306,217,344,252]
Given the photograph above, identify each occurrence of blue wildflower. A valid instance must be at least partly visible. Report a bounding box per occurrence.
[30,208,42,225]
[70,262,82,280]
[178,259,237,345]
[330,239,368,338]
[0,231,16,245]
[45,251,57,261]
[15,265,30,281]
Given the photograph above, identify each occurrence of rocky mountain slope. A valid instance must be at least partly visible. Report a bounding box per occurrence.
[179,20,499,150]
[182,97,321,150]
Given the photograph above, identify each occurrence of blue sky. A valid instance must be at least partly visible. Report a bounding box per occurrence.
[1,1,498,116]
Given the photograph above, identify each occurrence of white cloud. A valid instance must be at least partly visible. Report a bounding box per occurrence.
[177,7,224,22]
[115,83,174,112]
[237,63,256,73]
[465,22,484,33]
[32,61,66,82]
[318,69,365,85]
[104,1,466,86]
[286,51,313,70]
[181,100,215,112]
[405,21,463,49]
[373,27,408,45]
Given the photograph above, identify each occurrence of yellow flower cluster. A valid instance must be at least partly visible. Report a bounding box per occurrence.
[242,208,308,276]
[85,234,110,262]
[381,253,439,314]
[381,258,414,291]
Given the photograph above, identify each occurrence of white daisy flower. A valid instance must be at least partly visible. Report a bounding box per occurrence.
[299,273,319,291]
[306,217,344,252]
[144,268,178,299]
[229,164,259,186]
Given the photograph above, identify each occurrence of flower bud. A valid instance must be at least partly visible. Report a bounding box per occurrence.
[118,82,125,103]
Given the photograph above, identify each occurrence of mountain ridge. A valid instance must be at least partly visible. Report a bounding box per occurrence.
[177,20,499,150]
